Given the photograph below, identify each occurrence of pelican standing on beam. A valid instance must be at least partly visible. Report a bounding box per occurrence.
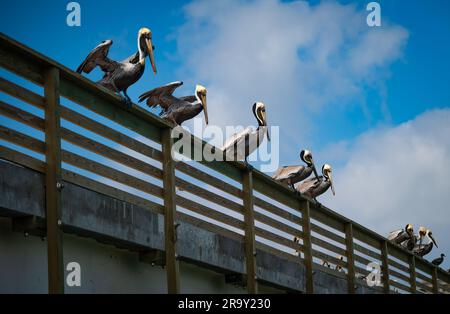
[413,227,438,257]
[296,164,335,200]
[138,81,208,126]
[272,150,320,191]
[222,102,270,166]
[76,28,157,107]
[387,224,414,245]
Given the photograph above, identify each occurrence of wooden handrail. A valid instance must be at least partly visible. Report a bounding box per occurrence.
[1,31,449,294]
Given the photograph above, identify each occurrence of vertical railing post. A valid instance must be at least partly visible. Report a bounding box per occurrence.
[344,223,356,294]
[409,255,417,293]
[161,128,180,294]
[380,241,390,294]
[300,200,314,294]
[44,67,64,294]
[432,267,439,294]
[242,169,257,294]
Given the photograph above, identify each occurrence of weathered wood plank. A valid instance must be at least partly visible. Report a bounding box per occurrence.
[176,211,244,242]
[161,128,180,294]
[242,169,258,294]
[254,211,303,239]
[176,195,244,230]
[345,223,356,294]
[300,200,314,293]
[409,255,417,293]
[254,196,302,226]
[255,226,304,253]
[61,127,162,180]
[44,67,64,294]
[61,169,164,215]
[61,150,163,198]
[175,177,243,214]
[0,100,44,129]
[0,77,45,108]
[310,222,345,245]
[61,105,163,162]
[311,235,346,256]
[0,123,45,153]
[0,145,45,172]
[380,241,390,293]
[175,161,242,198]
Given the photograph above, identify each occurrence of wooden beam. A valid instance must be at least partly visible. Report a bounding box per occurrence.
[344,223,356,294]
[242,169,258,294]
[380,240,390,294]
[300,200,314,293]
[44,67,64,294]
[161,128,180,294]
[409,255,417,294]
[432,267,439,294]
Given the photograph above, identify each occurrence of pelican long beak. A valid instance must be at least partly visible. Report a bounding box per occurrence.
[200,94,208,125]
[329,173,335,196]
[429,234,438,248]
[145,38,157,74]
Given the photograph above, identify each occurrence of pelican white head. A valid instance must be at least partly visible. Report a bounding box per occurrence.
[138,27,157,74]
[322,164,335,196]
[195,85,208,125]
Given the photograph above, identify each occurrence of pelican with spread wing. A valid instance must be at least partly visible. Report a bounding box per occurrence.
[296,164,335,200]
[138,81,208,126]
[387,224,414,246]
[77,28,157,107]
[272,149,320,191]
[221,102,270,166]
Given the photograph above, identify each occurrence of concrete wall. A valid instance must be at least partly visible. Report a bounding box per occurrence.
[0,159,382,294]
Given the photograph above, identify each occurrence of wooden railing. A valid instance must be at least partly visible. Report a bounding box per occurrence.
[0,32,449,294]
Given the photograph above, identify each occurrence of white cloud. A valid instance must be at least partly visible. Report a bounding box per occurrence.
[173,0,409,146]
[320,108,450,268]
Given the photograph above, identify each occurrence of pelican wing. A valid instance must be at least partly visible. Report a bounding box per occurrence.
[179,95,197,103]
[387,229,404,241]
[121,51,140,64]
[221,127,253,152]
[296,176,323,194]
[273,165,306,181]
[76,40,119,74]
[138,81,183,110]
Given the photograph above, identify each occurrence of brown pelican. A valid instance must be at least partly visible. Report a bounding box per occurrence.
[272,150,320,191]
[76,28,157,107]
[387,224,414,245]
[432,254,445,266]
[138,81,208,125]
[296,164,335,200]
[221,102,269,166]
[413,228,438,257]
[416,227,437,248]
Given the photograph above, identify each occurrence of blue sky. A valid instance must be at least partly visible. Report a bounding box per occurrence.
[1,1,450,272]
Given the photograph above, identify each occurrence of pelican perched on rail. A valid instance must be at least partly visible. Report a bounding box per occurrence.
[76,28,157,107]
[387,224,414,245]
[138,81,208,126]
[416,227,437,248]
[432,254,445,266]
[272,150,320,191]
[296,164,335,200]
[413,227,438,257]
[221,102,269,165]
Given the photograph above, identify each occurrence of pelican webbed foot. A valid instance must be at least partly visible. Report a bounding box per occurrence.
[122,90,133,109]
